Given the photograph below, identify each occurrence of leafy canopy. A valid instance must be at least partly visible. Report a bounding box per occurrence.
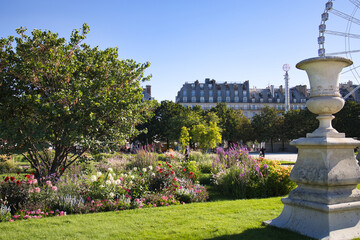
[0,24,154,181]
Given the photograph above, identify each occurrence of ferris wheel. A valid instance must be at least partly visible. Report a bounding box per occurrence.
[318,0,360,99]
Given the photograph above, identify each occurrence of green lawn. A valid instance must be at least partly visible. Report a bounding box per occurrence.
[0,197,314,240]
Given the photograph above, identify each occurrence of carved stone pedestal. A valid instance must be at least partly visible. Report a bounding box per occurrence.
[264,57,360,240]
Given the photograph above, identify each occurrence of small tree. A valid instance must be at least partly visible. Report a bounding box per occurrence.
[178,126,190,153]
[0,24,154,182]
[190,122,221,152]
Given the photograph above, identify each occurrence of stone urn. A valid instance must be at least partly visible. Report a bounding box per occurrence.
[264,56,360,240]
[296,56,352,138]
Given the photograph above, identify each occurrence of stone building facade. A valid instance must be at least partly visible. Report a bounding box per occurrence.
[175,78,308,118]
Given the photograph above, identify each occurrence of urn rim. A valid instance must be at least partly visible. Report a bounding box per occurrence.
[296,56,353,70]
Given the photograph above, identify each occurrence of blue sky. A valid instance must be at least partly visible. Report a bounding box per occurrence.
[1,0,358,101]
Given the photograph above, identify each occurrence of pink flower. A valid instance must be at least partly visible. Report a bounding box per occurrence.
[8,219,14,222]
[34,187,41,193]
[51,186,58,192]
[45,180,52,187]
[173,178,178,182]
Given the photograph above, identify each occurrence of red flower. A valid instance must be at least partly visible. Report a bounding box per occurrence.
[17,172,20,175]
[168,164,172,168]
[4,177,9,182]
[165,174,168,177]
[171,171,175,175]
[183,168,186,172]
[10,177,15,181]
[16,180,21,185]
[159,168,163,173]
[25,175,31,179]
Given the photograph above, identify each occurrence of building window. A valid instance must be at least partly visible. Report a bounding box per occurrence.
[183,90,187,96]
[243,97,247,102]
[243,90,247,95]
[260,98,263,103]
[293,99,297,103]
[234,90,238,96]
[217,90,221,96]
[301,105,306,110]
[243,105,248,110]
[217,97,222,102]
[209,91,213,97]
[200,97,204,103]
[191,83,195,88]
[200,90,204,96]
[235,105,239,109]
[209,97,213,103]
[226,97,230,102]
[183,97,187,102]
[192,90,195,96]
[226,90,230,97]
[277,105,282,110]
[268,98,272,103]
[227,105,231,109]
[252,98,255,103]
[200,84,204,89]
[208,84,212,89]
[301,99,306,103]
[251,105,257,110]
[234,97,239,102]
[277,99,281,103]
[191,97,196,102]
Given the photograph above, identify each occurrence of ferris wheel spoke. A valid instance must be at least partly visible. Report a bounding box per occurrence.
[329,8,360,25]
[326,49,360,56]
[325,30,360,39]
[343,85,360,99]
[350,0,360,9]
[342,64,360,74]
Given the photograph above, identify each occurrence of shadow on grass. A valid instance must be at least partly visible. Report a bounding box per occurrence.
[205,225,315,240]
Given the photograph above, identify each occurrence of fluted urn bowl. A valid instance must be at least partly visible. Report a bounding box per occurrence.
[296,56,353,137]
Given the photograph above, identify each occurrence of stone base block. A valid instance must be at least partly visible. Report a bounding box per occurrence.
[264,198,360,240]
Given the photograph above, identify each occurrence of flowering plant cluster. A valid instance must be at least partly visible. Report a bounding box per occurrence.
[0,149,211,223]
[211,145,295,199]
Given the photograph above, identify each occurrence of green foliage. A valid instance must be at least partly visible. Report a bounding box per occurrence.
[0,24,154,182]
[190,122,221,151]
[212,146,295,199]
[178,126,190,152]
[334,101,360,139]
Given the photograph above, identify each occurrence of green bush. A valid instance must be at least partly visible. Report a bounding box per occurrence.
[212,146,296,199]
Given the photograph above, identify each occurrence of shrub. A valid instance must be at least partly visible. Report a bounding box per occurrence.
[212,146,295,199]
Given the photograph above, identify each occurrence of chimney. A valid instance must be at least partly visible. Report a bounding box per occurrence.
[146,85,151,96]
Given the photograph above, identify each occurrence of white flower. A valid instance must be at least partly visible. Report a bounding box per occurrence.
[115,179,121,185]
[151,173,155,177]
[124,173,128,177]
[148,166,153,171]
[108,167,113,173]
[109,192,115,198]
[105,180,111,185]
[100,185,104,188]
[120,173,124,177]
[131,175,135,179]
[142,168,147,172]
[129,180,133,185]
[97,172,102,177]
[90,175,97,182]
[109,174,114,181]
[133,167,137,171]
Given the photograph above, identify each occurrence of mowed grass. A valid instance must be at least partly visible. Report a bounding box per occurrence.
[0,197,314,240]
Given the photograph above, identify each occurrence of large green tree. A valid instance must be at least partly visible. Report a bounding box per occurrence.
[0,24,154,181]
[334,101,360,138]
[251,106,282,152]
